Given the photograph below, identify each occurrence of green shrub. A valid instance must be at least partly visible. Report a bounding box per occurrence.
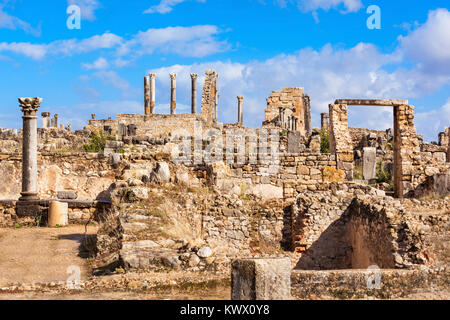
[319,129,330,154]
[83,130,114,153]
[376,161,392,184]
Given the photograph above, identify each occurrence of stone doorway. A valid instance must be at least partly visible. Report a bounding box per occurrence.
[329,99,420,198]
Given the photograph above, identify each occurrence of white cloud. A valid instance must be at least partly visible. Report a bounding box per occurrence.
[93,70,139,98]
[415,98,450,142]
[67,0,100,21]
[0,4,41,36]
[0,25,227,60]
[399,8,450,75]
[144,0,206,14]
[275,0,363,13]
[0,42,47,59]
[117,25,230,58]
[81,57,109,70]
[0,32,123,60]
[146,40,446,141]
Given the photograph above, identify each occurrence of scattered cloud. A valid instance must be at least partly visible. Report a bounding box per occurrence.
[415,98,450,143]
[274,0,363,13]
[67,0,100,21]
[399,8,450,75]
[144,0,206,14]
[147,38,447,141]
[117,25,230,59]
[0,26,228,60]
[82,57,109,70]
[0,4,41,36]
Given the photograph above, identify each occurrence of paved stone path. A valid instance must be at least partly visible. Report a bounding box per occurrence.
[0,225,96,287]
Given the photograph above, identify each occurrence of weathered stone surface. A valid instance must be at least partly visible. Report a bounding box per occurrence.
[249,184,283,199]
[335,99,408,106]
[362,147,377,180]
[231,258,291,300]
[197,246,213,258]
[57,190,78,200]
[150,161,171,184]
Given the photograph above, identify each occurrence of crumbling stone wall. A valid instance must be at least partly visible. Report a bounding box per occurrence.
[290,186,449,270]
[329,104,354,180]
[201,69,219,127]
[263,88,311,136]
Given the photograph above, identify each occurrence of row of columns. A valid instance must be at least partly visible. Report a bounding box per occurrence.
[143,73,245,126]
[278,107,297,131]
[144,73,199,116]
[41,112,70,130]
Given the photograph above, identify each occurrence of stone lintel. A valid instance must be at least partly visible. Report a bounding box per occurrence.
[334,99,409,106]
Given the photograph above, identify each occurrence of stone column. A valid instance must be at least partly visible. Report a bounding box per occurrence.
[41,112,50,129]
[446,127,450,162]
[293,116,298,131]
[170,73,176,115]
[52,114,59,128]
[91,114,96,120]
[150,73,156,114]
[321,112,329,132]
[237,96,244,126]
[191,73,198,114]
[144,75,150,116]
[18,97,42,201]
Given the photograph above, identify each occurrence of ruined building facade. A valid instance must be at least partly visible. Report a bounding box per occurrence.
[263,87,311,136]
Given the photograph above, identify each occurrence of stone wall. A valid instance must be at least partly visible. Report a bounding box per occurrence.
[290,188,449,270]
[0,153,120,200]
[291,268,450,300]
[263,88,311,136]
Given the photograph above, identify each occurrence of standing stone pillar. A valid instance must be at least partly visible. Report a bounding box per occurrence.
[52,114,58,128]
[144,75,150,116]
[41,112,50,129]
[237,96,244,126]
[91,114,96,120]
[18,98,42,202]
[321,113,329,132]
[191,73,198,114]
[170,73,176,115]
[362,147,377,181]
[150,73,156,114]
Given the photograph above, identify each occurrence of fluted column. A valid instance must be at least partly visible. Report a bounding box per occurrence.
[170,73,176,115]
[237,96,244,126]
[144,75,150,115]
[19,97,42,201]
[150,73,156,114]
[191,73,198,114]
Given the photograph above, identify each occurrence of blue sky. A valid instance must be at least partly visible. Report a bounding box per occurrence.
[0,0,449,141]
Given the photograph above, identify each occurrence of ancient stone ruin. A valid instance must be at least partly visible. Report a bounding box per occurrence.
[0,69,448,300]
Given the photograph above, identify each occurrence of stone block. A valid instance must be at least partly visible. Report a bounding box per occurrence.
[57,190,78,200]
[231,258,291,300]
[362,147,377,180]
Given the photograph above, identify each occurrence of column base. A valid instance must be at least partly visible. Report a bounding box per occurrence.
[19,192,39,201]
[16,200,42,217]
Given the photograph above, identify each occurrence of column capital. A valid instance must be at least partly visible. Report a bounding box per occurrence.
[41,112,50,117]
[19,97,42,116]
[190,73,198,80]
[149,73,156,78]
[170,73,177,80]
[237,96,244,101]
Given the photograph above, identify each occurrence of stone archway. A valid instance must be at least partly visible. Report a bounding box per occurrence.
[329,99,420,198]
